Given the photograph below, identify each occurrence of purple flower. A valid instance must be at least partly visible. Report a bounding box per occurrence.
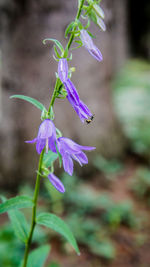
[57,137,96,176]
[57,58,93,123]
[80,29,103,62]
[64,79,80,105]
[58,58,68,83]
[48,173,65,193]
[26,119,57,154]
[64,79,92,122]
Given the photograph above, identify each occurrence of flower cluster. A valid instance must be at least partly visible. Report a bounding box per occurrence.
[26,29,103,193]
[27,119,95,193]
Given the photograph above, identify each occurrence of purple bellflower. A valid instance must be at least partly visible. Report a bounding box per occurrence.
[80,29,103,62]
[26,119,57,154]
[64,79,92,122]
[58,59,93,122]
[57,137,96,176]
[48,173,65,193]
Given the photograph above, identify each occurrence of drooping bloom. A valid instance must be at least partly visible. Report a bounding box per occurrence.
[58,58,68,83]
[64,79,92,122]
[80,29,103,62]
[57,137,96,176]
[58,59,93,122]
[48,173,65,193]
[26,119,57,154]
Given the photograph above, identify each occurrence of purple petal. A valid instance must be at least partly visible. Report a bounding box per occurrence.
[78,145,96,151]
[88,45,103,62]
[48,173,65,193]
[80,29,103,62]
[58,58,68,83]
[38,119,55,139]
[80,29,94,49]
[25,138,37,144]
[58,137,81,154]
[36,139,46,154]
[73,151,88,165]
[62,153,74,176]
[64,79,80,105]
[73,105,86,122]
[79,100,92,117]
[74,100,93,122]
[48,134,57,153]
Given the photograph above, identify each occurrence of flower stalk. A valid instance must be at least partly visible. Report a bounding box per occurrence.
[22,149,44,267]
[22,1,86,266]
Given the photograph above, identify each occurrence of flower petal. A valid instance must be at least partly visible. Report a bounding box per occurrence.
[58,58,68,83]
[62,153,74,176]
[38,119,55,139]
[36,138,46,154]
[88,45,103,62]
[48,173,65,193]
[25,138,37,144]
[64,79,80,105]
[48,134,57,153]
[58,137,81,154]
[74,100,93,122]
[73,151,88,165]
[80,29,103,62]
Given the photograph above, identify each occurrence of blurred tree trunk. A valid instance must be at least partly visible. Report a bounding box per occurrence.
[0,0,128,189]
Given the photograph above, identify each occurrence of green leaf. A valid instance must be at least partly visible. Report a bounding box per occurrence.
[0,195,33,214]
[54,46,61,59]
[27,245,50,267]
[36,212,80,255]
[65,21,75,37]
[43,38,64,54]
[43,150,58,168]
[8,210,29,243]
[10,95,46,112]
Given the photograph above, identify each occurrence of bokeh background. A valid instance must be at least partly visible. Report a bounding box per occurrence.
[0,0,150,266]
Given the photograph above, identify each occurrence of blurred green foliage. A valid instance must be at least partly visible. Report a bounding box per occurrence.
[0,222,47,267]
[53,173,137,259]
[113,59,150,157]
[130,167,150,204]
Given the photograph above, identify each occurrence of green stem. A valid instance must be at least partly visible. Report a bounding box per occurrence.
[65,0,85,52]
[48,78,60,114]
[22,1,85,266]
[22,150,44,267]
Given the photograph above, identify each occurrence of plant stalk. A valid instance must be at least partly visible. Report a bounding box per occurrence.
[22,1,85,266]
[22,150,44,267]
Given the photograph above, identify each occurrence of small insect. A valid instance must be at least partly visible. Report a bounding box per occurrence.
[86,114,95,124]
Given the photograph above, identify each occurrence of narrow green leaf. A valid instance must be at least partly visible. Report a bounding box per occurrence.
[43,150,58,168]
[54,45,61,58]
[0,195,33,214]
[43,38,64,53]
[36,212,80,255]
[10,95,46,112]
[65,21,75,37]
[8,210,29,243]
[27,245,50,267]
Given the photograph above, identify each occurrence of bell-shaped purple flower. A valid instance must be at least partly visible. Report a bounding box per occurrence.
[48,173,65,193]
[64,79,92,123]
[57,58,93,123]
[80,29,103,62]
[26,119,57,154]
[57,137,96,176]
[58,58,68,83]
